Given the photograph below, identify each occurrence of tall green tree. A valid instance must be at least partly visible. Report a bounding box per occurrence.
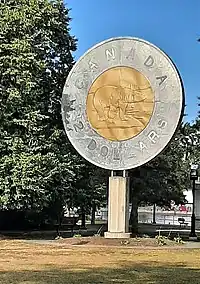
[68,162,107,226]
[0,0,78,213]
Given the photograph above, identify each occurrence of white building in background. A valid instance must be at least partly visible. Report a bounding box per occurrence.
[184,189,193,204]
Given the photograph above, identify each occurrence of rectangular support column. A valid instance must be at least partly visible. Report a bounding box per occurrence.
[104,176,131,238]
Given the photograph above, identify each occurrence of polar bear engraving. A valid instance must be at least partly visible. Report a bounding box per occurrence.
[93,85,148,123]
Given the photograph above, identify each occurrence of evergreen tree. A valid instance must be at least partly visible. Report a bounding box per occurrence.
[0,0,78,212]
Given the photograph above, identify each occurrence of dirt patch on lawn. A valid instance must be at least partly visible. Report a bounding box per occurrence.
[56,236,182,248]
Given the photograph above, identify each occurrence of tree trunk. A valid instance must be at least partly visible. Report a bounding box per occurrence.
[91,203,96,225]
[130,195,139,236]
[56,201,64,237]
[81,206,86,228]
[152,203,156,224]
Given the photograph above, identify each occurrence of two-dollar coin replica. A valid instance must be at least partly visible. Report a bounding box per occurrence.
[62,37,184,170]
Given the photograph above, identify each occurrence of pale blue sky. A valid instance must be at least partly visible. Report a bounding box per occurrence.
[66,0,200,122]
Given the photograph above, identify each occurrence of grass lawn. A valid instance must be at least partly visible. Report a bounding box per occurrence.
[0,239,200,284]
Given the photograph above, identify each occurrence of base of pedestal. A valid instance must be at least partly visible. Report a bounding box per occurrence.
[104,232,131,239]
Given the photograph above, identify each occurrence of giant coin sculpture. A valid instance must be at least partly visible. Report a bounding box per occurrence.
[62,37,184,171]
[62,37,184,238]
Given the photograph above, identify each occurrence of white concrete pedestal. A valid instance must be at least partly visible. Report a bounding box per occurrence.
[104,176,131,238]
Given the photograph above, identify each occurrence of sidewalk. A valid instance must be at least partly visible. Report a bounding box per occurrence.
[0,223,200,240]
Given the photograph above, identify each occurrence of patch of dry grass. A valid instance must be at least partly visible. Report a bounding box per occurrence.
[0,239,200,283]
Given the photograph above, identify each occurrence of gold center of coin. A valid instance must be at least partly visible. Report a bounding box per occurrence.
[86,66,155,141]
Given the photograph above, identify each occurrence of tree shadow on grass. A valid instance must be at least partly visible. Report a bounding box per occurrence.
[0,264,200,284]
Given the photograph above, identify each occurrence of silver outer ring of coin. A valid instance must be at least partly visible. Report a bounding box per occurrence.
[61,37,184,170]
